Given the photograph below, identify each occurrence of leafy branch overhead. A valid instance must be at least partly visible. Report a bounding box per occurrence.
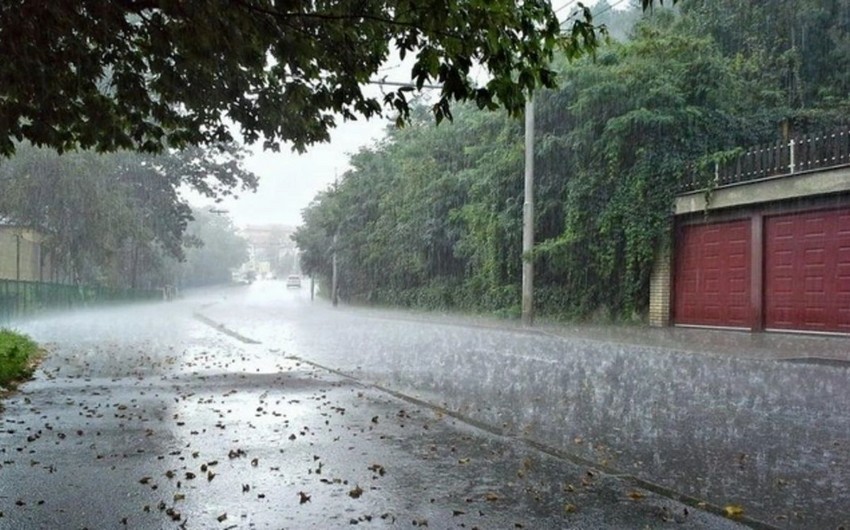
[0,0,673,156]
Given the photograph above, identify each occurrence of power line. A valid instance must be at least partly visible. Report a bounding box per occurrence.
[559,0,630,29]
[377,63,403,73]
[589,0,631,19]
[554,0,580,16]
[367,79,442,90]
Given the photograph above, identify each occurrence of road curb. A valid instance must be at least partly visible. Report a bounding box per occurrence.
[289,355,779,530]
[192,312,262,344]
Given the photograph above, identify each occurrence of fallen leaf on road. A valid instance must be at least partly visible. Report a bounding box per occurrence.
[165,507,181,521]
[368,464,386,476]
[349,485,364,499]
[724,505,744,519]
[627,490,646,501]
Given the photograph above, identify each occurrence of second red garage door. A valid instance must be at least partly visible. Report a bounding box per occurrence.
[675,220,752,328]
[765,209,850,332]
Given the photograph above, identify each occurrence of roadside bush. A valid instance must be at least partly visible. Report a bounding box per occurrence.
[0,329,39,389]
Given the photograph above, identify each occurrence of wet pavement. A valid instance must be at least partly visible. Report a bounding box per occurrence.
[1,281,848,529]
[198,282,850,529]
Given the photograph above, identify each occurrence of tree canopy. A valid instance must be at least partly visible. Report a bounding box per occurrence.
[0,0,670,157]
[177,208,250,288]
[0,142,256,288]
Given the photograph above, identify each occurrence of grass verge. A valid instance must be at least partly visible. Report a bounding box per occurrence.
[0,329,40,391]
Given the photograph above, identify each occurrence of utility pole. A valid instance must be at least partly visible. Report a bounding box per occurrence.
[15,233,21,281]
[331,170,340,308]
[331,229,339,307]
[521,97,535,327]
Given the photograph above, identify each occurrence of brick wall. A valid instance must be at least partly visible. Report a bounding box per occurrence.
[648,245,672,327]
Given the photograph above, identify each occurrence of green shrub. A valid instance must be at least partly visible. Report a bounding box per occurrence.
[0,329,39,388]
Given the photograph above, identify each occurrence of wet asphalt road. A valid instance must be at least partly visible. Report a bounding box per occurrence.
[0,281,846,529]
[199,281,850,529]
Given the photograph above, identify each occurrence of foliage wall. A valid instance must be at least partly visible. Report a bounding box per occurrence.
[296,3,850,320]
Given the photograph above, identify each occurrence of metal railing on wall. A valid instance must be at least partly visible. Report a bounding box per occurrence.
[680,128,850,193]
[0,279,162,323]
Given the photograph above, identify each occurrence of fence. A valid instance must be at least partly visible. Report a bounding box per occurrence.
[680,128,850,192]
[0,279,162,323]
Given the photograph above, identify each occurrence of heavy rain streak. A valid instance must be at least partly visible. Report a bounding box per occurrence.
[1,1,849,529]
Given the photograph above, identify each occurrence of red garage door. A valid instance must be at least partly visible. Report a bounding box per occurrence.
[765,209,850,332]
[674,220,752,328]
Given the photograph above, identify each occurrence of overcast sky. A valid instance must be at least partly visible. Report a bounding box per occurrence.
[190,0,596,229]
[210,117,390,228]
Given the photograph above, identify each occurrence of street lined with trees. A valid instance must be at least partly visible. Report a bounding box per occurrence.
[2,2,849,528]
[295,1,850,320]
[0,0,666,297]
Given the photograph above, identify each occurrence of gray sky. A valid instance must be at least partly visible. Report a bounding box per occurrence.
[214,117,390,228]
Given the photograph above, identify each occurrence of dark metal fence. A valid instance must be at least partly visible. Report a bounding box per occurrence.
[680,128,850,193]
[0,279,162,322]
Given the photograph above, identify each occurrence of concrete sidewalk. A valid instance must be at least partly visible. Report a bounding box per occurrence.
[344,305,850,364]
[535,323,850,364]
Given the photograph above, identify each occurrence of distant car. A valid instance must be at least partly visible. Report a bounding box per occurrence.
[286,275,302,288]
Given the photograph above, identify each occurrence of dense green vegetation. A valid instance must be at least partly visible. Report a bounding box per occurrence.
[0,329,39,389]
[295,1,850,320]
[175,209,250,288]
[0,143,254,290]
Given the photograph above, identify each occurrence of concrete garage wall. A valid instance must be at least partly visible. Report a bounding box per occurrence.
[675,165,850,215]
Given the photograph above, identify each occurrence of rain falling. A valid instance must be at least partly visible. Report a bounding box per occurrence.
[2,1,850,529]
